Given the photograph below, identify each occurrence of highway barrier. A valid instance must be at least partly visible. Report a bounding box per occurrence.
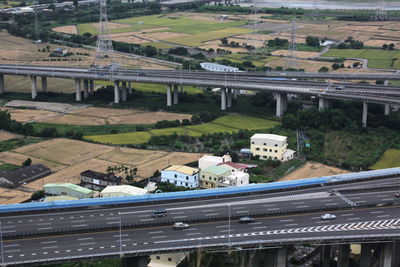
[0,167,399,214]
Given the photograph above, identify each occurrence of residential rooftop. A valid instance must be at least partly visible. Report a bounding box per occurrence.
[201,165,231,176]
[44,183,93,195]
[251,133,287,142]
[163,165,199,175]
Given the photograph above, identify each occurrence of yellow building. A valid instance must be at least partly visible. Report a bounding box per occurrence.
[250,134,295,161]
[199,165,231,189]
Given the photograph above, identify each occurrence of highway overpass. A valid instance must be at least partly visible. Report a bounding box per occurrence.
[0,64,400,127]
[0,170,400,266]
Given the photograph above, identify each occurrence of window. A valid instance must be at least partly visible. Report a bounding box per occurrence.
[251,142,254,144]
[156,256,160,260]
[209,177,212,180]
[185,182,188,186]
[241,181,243,184]
[168,258,172,262]
[206,182,208,185]
[174,174,177,178]
[263,143,266,145]
[275,157,277,160]
[202,175,205,178]
[275,150,278,153]
[214,178,216,181]
[269,149,272,152]
[186,176,189,180]
[256,148,260,151]
[263,149,268,152]
[275,144,278,147]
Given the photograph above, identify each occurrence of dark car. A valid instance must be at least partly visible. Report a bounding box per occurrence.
[239,217,255,224]
[152,208,167,218]
[395,193,400,198]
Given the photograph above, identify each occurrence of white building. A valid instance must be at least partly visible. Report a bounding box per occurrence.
[250,133,295,162]
[198,154,232,170]
[218,171,249,187]
[161,165,199,188]
[149,253,187,267]
[100,185,147,198]
[200,62,239,72]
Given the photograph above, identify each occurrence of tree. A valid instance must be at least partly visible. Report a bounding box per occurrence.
[389,43,395,50]
[382,44,389,50]
[318,66,329,73]
[305,36,320,47]
[331,63,340,70]
[168,47,189,56]
[220,37,228,45]
[22,158,32,167]
[143,45,157,57]
[73,0,78,7]
[31,190,45,201]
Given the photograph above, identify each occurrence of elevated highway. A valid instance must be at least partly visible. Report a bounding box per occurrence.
[0,170,400,266]
[0,64,400,127]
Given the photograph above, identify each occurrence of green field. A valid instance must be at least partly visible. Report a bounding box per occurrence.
[85,114,280,145]
[323,48,400,69]
[77,23,151,35]
[215,54,280,67]
[370,149,400,169]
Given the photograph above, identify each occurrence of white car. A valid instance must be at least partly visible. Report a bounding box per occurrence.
[321,214,336,220]
[173,222,189,230]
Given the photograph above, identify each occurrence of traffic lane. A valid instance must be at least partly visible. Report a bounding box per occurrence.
[2,176,399,232]
[1,193,348,234]
[342,190,399,204]
[5,205,400,255]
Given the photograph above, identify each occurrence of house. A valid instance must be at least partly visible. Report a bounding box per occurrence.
[161,165,199,188]
[53,48,68,57]
[80,170,121,191]
[218,171,249,188]
[250,134,295,161]
[198,154,232,170]
[199,165,231,189]
[149,252,188,267]
[217,162,258,173]
[100,185,147,198]
[43,183,95,199]
[0,164,51,188]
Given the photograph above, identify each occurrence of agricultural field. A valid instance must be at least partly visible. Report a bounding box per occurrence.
[85,114,280,145]
[0,138,206,204]
[0,131,21,142]
[370,149,400,169]
[279,162,349,181]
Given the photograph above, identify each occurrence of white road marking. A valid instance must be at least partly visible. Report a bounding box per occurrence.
[78,238,93,241]
[149,231,163,234]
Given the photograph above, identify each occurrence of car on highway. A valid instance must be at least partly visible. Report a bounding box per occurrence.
[395,193,400,198]
[335,85,345,90]
[321,214,336,220]
[152,208,167,218]
[173,222,189,230]
[239,217,255,224]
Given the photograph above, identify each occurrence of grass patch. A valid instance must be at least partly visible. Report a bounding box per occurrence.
[0,163,20,171]
[249,159,306,183]
[85,114,279,145]
[370,149,400,169]
[144,42,177,49]
[164,27,251,47]
[29,123,151,136]
[0,138,43,153]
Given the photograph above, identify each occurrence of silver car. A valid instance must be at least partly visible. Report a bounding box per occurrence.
[173,222,189,230]
[321,214,336,220]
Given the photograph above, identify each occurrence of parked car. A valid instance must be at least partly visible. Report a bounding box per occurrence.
[239,217,255,224]
[173,222,189,230]
[321,214,336,220]
[152,208,167,218]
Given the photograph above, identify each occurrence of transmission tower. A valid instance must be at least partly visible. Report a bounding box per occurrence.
[312,0,319,20]
[251,6,261,61]
[94,0,115,68]
[374,0,388,21]
[34,10,41,43]
[288,19,297,69]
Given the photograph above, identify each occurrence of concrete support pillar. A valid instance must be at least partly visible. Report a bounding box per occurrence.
[121,81,127,102]
[114,81,120,104]
[338,244,350,267]
[393,241,400,267]
[276,247,287,267]
[379,243,393,267]
[128,82,132,94]
[173,84,179,105]
[89,80,94,95]
[362,102,368,128]
[360,243,372,267]
[221,88,227,111]
[384,80,389,86]
[122,255,149,267]
[318,98,331,110]
[276,93,284,117]
[74,79,81,102]
[227,88,232,108]
[321,245,332,267]
[31,76,37,99]
[180,85,184,93]
[41,77,47,93]
[167,85,172,107]
[0,74,4,94]
[282,93,288,112]
[83,79,89,99]
[233,89,238,99]
[384,104,391,116]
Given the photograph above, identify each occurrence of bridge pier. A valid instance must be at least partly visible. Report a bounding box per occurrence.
[318,98,331,110]
[360,243,373,267]
[0,74,4,94]
[75,79,81,102]
[89,80,94,95]
[83,79,89,99]
[275,93,287,117]
[393,241,400,267]
[221,88,226,110]
[233,89,238,99]
[263,247,287,267]
[114,81,120,104]
[338,244,350,267]
[122,255,149,267]
[320,245,332,267]
[173,84,179,105]
[30,76,37,99]
[362,102,368,127]
[41,77,47,93]
[167,85,172,107]
[227,88,232,108]
[384,104,391,116]
[121,82,127,102]
[379,242,394,267]
[128,82,132,94]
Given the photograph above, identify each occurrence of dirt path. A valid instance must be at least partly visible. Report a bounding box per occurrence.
[280,162,349,181]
